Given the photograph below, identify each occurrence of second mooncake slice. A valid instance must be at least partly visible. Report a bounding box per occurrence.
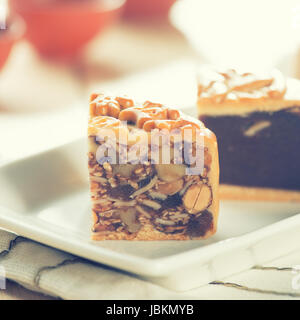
[197,66,300,201]
[88,94,219,240]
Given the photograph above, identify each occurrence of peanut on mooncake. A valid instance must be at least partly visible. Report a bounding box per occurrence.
[88,94,219,240]
[197,66,300,201]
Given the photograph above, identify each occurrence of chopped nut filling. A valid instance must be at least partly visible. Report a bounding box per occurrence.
[89,148,214,237]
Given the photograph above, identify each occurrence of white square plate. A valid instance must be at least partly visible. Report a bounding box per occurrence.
[0,138,300,291]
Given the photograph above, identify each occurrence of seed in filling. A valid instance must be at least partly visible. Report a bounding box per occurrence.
[108,184,135,200]
[138,175,153,188]
[186,211,213,237]
[161,193,183,209]
[119,208,141,233]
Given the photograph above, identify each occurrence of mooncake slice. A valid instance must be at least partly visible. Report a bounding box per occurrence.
[197,66,300,201]
[88,93,219,240]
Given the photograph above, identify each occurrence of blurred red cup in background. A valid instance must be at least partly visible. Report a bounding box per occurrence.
[124,0,176,19]
[10,0,126,60]
[0,14,25,70]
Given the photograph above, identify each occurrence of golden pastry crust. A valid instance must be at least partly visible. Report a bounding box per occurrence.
[197,66,300,115]
[220,184,300,202]
[92,220,217,241]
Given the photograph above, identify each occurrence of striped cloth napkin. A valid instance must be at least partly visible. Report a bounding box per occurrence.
[1,229,300,300]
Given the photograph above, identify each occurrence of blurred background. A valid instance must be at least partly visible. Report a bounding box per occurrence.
[1,0,300,161]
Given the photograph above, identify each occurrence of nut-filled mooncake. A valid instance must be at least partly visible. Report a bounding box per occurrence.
[197,67,300,201]
[88,94,219,240]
